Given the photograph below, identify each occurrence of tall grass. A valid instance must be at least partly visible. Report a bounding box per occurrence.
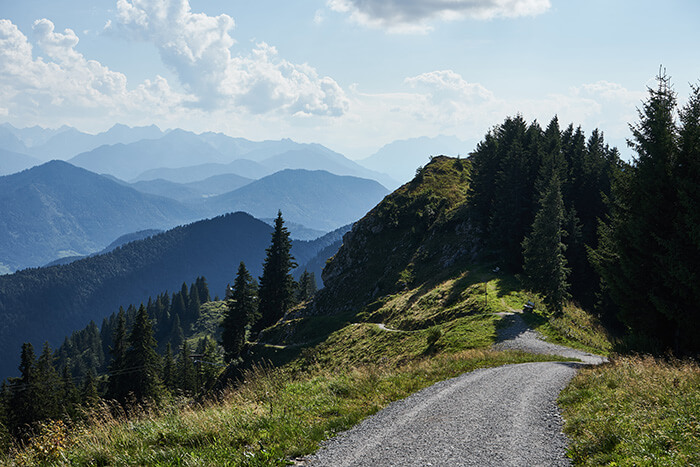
[5,350,562,466]
[559,355,700,466]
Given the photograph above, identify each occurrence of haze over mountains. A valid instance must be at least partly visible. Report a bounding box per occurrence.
[360,135,469,186]
[0,161,197,273]
[0,122,462,277]
[0,161,387,271]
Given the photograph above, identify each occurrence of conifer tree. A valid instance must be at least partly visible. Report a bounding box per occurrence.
[665,83,700,348]
[187,283,201,324]
[296,270,317,302]
[170,314,185,350]
[522,173,570,313]
[107,309,128,401]
[123,305,163,401]
[82,371,100,407]
[177,341,196,394]
[8,343,38,436]
[34,342,61,421]
[254,211,297,332]
[222,261,257,362]
[196,276,211,303]
[60,365,80,418]
[162,343,176,389]
[593,70,679,347]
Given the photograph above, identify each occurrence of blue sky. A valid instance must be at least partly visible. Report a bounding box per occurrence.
[1,0,699,159]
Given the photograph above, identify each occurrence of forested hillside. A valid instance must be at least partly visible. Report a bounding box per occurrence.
[0,212,333,380]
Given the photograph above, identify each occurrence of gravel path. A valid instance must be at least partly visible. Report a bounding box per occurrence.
[493,313,608,365]
[300,313,606,466]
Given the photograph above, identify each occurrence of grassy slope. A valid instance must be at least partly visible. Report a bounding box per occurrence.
[6,268,578,466]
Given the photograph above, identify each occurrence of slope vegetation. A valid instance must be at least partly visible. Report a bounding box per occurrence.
[0,212,332,380]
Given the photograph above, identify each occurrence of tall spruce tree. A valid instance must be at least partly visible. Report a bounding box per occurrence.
[522,173,570,313]
[593,70,680,349]
[107,309,128,401]
[177,341,196,394]
[123,305,163,402]
[222,261,257,362]
[665,83,700,350]
[253,211,297,332]
[6,343,41,437]
[296,270,317,302]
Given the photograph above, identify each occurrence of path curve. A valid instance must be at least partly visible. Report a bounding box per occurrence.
[300,314,606,466]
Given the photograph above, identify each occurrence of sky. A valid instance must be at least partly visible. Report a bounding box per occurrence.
[1,0,699,160]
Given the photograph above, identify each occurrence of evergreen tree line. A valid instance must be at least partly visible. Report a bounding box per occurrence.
[220,212,317,363]
[0,212,316,443]
[54,276,211,382]
[469,71,700,354]
[468,113,622,312]
[0,276,215,441]
[590,71,700,353]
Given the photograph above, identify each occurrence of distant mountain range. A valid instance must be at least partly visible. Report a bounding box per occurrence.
[0,148,41,176]
[203,169,389,231]
[129,173,254,203]
[1,122,165,160]
[0,212,341,379]
[0,161,387,271]
[69,132,396,187]
[0,123,472,191]
[0,161,198,272]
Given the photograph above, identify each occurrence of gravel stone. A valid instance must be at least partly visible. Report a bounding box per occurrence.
[299,313,606,466]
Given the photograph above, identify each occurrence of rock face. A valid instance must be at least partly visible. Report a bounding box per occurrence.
[315,156,479,316]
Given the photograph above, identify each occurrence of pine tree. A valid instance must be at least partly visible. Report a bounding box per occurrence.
[222,262,257,362]
[254,211,297,332]
[187,283,201,324]
[177,341,196,394]
[162,343,176,389]
[296,270,317,302]
[594,70,679,348]
[81,371,100,407]
[60,365,80,418]
[8,343,38,436]
[170,314,185,351]
[107,309,128,401]
[123,305,163,402]
[662,82,700,350]
[522,173,570,313]
[196,276,211,303]
[34,342,61,421]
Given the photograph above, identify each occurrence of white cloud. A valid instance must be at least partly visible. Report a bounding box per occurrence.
[116,0,349,115]
[0,18,188,129]
[328,0,551,33]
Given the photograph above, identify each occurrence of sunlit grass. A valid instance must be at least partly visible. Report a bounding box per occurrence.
[560,355,700,466]
[8,349,563,466]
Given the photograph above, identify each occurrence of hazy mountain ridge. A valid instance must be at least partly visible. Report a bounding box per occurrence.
[0,148,42,176]
[0,160,198,271]
[0,211,341,379]
[204,169,389,231]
